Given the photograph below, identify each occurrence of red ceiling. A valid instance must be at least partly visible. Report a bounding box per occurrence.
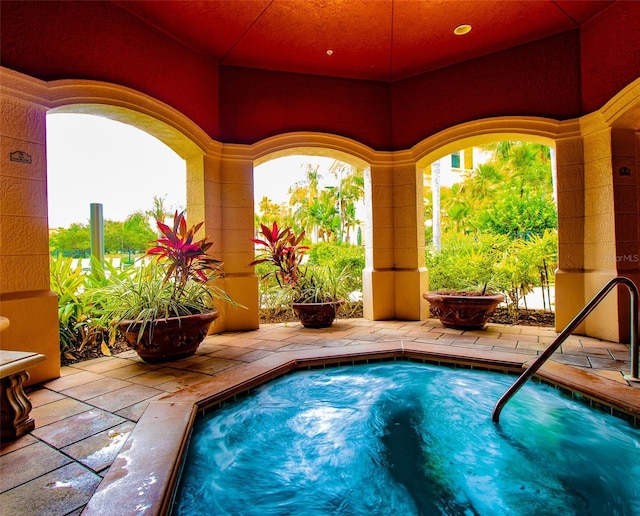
[113,0,615,82]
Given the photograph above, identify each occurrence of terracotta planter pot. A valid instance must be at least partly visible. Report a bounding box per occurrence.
[423,291,504,330]
[118,310,219,363]
[292,300,343,328]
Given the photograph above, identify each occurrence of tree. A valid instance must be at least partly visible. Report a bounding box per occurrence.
[475,194,557,238]
[330,162,364,243]
[50,212,156,257]
[287,161,364,243]
[49,223,91,257]
[122,211,157,252]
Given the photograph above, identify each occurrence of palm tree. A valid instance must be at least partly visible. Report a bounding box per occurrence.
[329,162,364,242]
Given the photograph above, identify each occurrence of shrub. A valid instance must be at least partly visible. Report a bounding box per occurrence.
[307,242,364,294]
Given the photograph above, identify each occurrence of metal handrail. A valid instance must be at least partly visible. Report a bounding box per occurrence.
[492,276,639,423]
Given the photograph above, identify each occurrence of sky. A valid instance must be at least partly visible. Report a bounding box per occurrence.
[46,114,337,228]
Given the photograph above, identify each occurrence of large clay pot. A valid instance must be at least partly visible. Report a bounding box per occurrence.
[292,300,343,328]
[423,291,504,330]
[118,310,219,363]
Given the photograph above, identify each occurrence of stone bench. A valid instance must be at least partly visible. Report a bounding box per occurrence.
[0,347,47,440]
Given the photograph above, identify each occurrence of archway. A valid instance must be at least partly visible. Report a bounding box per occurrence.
[251,149,369,325]
[420,139,558,322]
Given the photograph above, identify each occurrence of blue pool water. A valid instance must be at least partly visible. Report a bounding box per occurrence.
[173,363,640,516]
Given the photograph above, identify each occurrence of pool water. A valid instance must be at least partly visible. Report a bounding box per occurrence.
[173,363,640,516]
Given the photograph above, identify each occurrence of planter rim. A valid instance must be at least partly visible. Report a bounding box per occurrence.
[292,299,344,308]
[424,291,504,301]
[119,309,219,326]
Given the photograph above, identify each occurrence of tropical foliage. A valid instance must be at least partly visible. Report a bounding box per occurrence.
[50,255,132,361]
[250,222,353,305]
[50,211,157,258]
[426,142,556,239]
[97,211,237,343]
[424,141,558,316]
[255,161,364,245]
[51,211,238,358]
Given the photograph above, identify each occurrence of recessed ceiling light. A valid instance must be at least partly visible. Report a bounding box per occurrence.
[454,24,472,36]
[326,49,333,56]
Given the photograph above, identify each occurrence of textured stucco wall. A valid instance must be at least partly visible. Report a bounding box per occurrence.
[580,1,640,113]
[0,78,60,383]
[391,31,582,150]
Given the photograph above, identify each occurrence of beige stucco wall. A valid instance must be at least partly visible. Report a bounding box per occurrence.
[0,72,60,384]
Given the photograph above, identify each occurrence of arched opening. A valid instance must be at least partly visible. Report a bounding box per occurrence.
[46,112,186,260]
[413,124,560,327]
[421,140,558,325]
[251,149,369,325]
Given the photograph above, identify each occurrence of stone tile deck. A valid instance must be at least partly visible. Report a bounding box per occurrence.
[1,318,638,515]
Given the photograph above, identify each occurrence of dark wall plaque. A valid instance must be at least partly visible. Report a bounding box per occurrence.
[10,151,32,164]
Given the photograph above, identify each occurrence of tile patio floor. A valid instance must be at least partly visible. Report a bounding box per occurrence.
[1,318,638,515]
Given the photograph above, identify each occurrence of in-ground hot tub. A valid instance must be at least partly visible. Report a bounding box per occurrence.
[83,342,640,515]
[173,362,640,515]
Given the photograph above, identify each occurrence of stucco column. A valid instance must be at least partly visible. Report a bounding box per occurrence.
[363,157,428,320]
[0,71,60,384]
[555,135,587,334]
[392,157,428,320]
[219,150,259,330]
[581,126,630,342]
[558,123,639,342]
[611,128,639,342]
[187,149,259,332]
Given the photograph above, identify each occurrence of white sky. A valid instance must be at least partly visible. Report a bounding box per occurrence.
[46,114,337,228]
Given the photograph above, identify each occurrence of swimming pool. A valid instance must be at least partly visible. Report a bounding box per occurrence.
[173,362,640,515]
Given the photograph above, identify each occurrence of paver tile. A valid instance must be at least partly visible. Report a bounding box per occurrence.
[43,371,104,391]
[61,421,135,473]
[516,341,548,352]
[251,340,294,351]
[73,357,133,374]
[29,388,66,407]
[235,349,275,362]
[0,433,38,455]
[32,409,126,448]
[0,441,71,492]
[588,357,631,371]
[86,384,164,412]
[60,377,133,401]
[124,367,189,388]
[101,362,160,380]
[195,342,227,354]
[223,337,268,348]
[590,369,630,384]
[208,346,253,359]
[155,371,213,392]
[115,392,166,421]
[31,398,92,428]
[0,463,101,516]
[551,354,591,367]
[184,357,240,375]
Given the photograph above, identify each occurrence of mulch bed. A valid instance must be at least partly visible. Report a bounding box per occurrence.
[61,304,554,366]
[263,304,555,327]
[487,307,555,327]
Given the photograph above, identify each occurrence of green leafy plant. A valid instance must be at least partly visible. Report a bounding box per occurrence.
[250,222,308,289]
[426,230,557,322]
[426,233,509,294]
[50,255,129,360]
[50,254,94,360]
[250,222,348,304]
[98,211,238,343]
